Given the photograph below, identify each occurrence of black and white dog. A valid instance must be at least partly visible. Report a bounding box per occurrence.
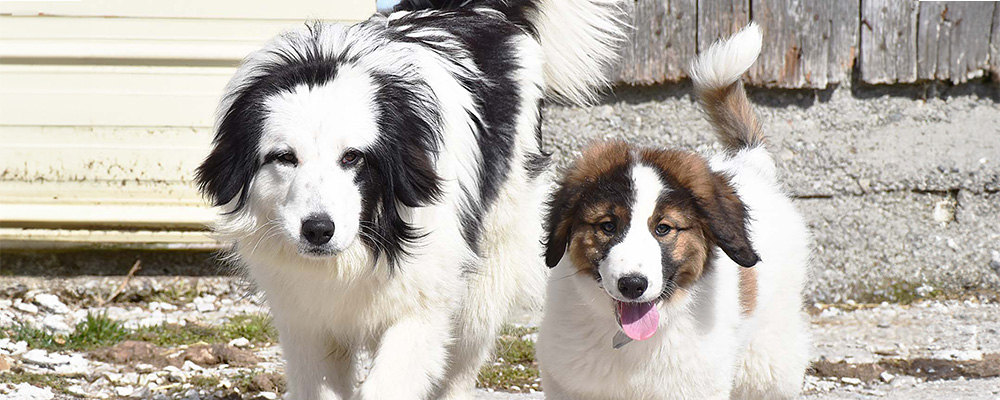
[195,1,623,399]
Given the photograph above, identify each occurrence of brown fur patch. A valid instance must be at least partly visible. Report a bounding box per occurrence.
[697,81,764,152]
[739,267,758,315]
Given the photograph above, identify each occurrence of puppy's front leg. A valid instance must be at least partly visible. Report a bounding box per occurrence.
[353,311,451,400]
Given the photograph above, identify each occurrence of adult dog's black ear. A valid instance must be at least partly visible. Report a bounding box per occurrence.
[195,94,263,212]
[544,182,579,268]
[699,172,759,268]
[371,73,443,208]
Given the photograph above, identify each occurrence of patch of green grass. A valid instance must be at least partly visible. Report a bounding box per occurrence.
[146,285,199,306]
[1,312,277,352]
[66,312,128,349]
[2,323,58,349]
[221,314,278,344]
[0,372,83,396]
[2,313,127,351]
[188,375,222,388]
[131,313,277,347]
[477,325,540,392]
[131,323,221,347]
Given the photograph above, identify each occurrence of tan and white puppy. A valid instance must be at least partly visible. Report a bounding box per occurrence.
[537,23,810,399]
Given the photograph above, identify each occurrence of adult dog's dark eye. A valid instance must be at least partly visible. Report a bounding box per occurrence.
[600,221,616,234]
[266,151,298,166]
[341,150,362,167]
[655,223,672,236]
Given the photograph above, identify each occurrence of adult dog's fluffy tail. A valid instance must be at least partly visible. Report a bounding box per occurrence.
[393,0,625,105]
[689,23,764,152]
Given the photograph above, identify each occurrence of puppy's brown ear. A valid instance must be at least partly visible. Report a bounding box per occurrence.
[544,182,579,268]
[699,173,759,268]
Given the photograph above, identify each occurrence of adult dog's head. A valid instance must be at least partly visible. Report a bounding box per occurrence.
[196,23,442,266]
[544,141,758,340]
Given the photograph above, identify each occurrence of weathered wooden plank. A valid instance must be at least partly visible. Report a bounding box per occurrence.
[748,0,825,88]
[992,5,1000,77]
[917,2,995,84]
[828,0,861,84]
[617,0,698,84]
[860,0,918,84]
[697,0,750,53]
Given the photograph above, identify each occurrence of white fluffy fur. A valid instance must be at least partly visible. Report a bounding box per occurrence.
[538,24,810,399]
[600,165,668,303]
[689,22,763,91]
[206,1,624,398]
[529,0,625,105]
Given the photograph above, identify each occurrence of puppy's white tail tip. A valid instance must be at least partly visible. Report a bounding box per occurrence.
[689,22,762,91]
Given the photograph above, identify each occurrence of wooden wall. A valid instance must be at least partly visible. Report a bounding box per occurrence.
[616,0,1000,87]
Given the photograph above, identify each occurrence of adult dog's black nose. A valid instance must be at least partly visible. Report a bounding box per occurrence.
[301,217,335,245]
[618,275,648,300]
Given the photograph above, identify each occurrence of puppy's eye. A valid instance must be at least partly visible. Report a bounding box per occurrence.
[266,151,298,166]
[654,223,672,236]
[600,221,616,234]
[341,150,363,167]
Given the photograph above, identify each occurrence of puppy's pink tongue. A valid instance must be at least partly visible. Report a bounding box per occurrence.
[617,301,659,341]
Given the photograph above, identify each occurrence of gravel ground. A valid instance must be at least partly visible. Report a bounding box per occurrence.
[2,277,999,399]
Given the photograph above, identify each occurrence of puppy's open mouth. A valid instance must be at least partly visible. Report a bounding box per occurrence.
[615,300,660,341]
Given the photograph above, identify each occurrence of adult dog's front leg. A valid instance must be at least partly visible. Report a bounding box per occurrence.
[353,311,451,400]
[281,326,354,400]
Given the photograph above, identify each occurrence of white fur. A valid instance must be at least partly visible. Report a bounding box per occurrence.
[206,2,616,398]
[538,23,810,400]
[599,165,667,303]
[689,22,762,91]
[529,0,626,105]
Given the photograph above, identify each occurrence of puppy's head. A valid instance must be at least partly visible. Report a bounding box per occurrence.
[196,24,441,267]
[544,141,758,340]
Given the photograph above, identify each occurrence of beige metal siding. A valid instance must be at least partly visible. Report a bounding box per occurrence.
[0,0,374,249]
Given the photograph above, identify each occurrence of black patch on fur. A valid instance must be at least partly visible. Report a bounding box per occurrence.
[196,23,444,270]
[393,9,535,254]
[544,161,635,269]
[196,24,342,211]
[393,0,541,35]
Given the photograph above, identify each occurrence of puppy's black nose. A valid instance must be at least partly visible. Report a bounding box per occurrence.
[301,217,335,246]
[618,275,648,300]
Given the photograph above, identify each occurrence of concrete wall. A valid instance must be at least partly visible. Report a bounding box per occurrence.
[541,82,1000,302]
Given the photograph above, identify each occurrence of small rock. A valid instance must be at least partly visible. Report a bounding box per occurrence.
[182,344,219,366]
[116,386,134,397]
[13,302,38,314]
[0,299,12,309]
[0,355,11,372]
[989,250,1000,276]
[5,383,55,400]
[880,371,895,383]
[256,392,278,400]
[841,377,862,385]
[42,315,73,335]
[210,344,260,367]
[91,340,162,365]
[932,200,955,224]
[228,337,250,348]
[249,373,285,393]
[163,366,187,383]
[33,294,70,314]
[22,349,71,368]
[182,360,203,371]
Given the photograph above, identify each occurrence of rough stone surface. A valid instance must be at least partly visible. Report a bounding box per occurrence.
[540,84,1000,301]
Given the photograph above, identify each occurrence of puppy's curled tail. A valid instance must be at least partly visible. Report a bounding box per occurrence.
[689,22,764,152]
